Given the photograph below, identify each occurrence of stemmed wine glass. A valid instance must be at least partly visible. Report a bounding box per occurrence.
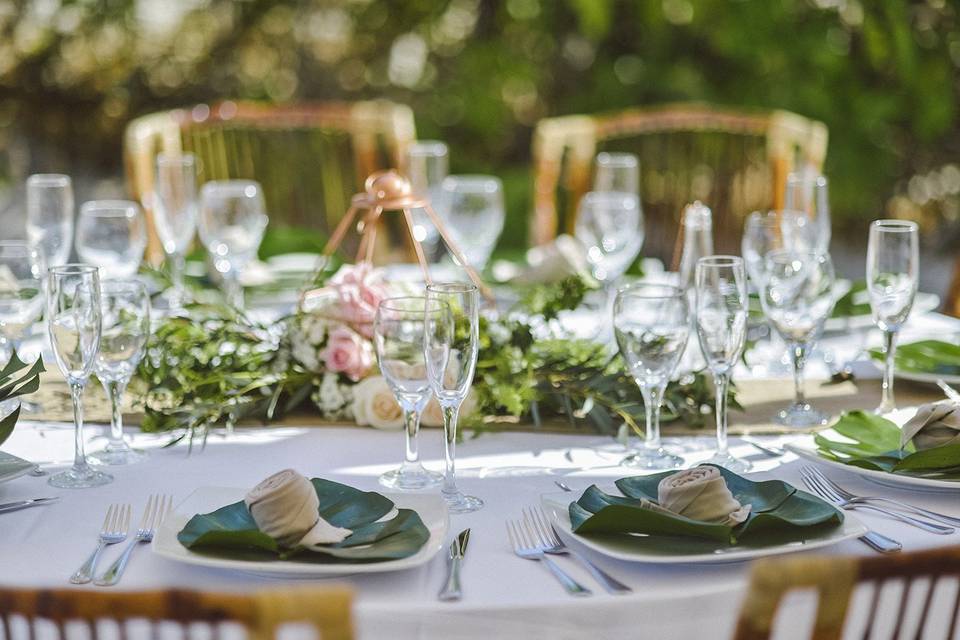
[594,152,639,194]
[866,220,919,414]
[439,176,504,271]
[374,296,443,490]
[695,256,750,472]
[0,242,45,364]
[90,280,150,465]
[75,201,147,280]
[198,180,269,310]
[424,282,483,513]
[152,153,199,309]
[613,283,688,469]
[26,174,74,267]
[575,191,644,285]
[760,250,837,427]
[785,173,831,253]
[46,265,111,488]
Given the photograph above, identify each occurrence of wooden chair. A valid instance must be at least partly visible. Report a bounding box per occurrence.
[529,103,828,266]
[0,586,354,640]
[124,100,416,263]
[733,546,960,639]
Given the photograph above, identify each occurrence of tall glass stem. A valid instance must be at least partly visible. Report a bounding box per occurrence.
[879,329,897,414]
[225,274,243,310]
[640,385,663,451]
[105,380,127,449]
[70,382,89,472]
[441,403,460,497]
[714,372,730,456]
[402,407,421,467]
[790,341,807,407]
[170,251,187,308]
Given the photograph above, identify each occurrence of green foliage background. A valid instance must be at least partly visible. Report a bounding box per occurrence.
[0,0,957,248]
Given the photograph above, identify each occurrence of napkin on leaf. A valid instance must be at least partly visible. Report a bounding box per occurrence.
[657,466,751,526]
[901,401,960,451]
[244,469,351,548]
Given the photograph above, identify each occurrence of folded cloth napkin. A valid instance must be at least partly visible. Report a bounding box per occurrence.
[901,401,960,451]
[657,466,751,526]
[244,469,351,548]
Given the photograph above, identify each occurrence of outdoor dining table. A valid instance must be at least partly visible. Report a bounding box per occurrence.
[1,311,958,640]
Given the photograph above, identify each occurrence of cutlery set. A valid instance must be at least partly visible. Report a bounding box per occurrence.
[69,494,172,586]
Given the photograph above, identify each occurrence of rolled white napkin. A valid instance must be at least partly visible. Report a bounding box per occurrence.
[657,466,751,526]
[901,401,960,451]
[244,469,351,548]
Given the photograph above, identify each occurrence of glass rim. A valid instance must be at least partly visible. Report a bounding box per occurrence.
[48,263,99,276]
[201,179,263,197]
[156,152,196,166]
[763,248,829,264]
[595,151,639,167]
[581,190,639,206]
[27,173,71,187]
[615,281,684,300]
[787,172,828,187]
[79,200,141,216]
[426,281,478,295]
[697,255,743,268]
[377,295,447,313]
[441,174,501,193]
[871,219,918,233]
[407,140,448,156]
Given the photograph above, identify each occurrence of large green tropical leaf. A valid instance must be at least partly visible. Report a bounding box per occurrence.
[569,465,842,547]
[869,340,960,377]
[177,479,430,563]
[0,351,45,449]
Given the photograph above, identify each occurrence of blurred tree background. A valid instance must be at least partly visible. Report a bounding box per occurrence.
[0,0,957,254]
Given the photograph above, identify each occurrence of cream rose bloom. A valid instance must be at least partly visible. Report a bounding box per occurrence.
[421,389,479,427]
[352,376,403,430]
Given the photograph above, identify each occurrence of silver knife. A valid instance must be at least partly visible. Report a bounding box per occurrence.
[438,528,470,602]
[0,497,59,514]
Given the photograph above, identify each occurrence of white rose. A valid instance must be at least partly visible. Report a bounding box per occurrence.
[351,376,403,430]
[421,389,479,428]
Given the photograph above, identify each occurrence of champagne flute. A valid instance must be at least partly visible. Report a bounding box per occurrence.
[424,282,482,514]
[695,256,750,472]
[405,141,448,259]
[594,152,639,194]
[46,264,111,488]
[153,153,198,309]
[613,283,688,469]
[75,201,147,280]
[198,180,269,310]
[26,174,74,267]
[90,280,150,465]
[866,220,919,414]
[574,191,644,285]
[374,296,443,490]
[760,250,836,427]
[0,242,45,364]
[785,173,831,253]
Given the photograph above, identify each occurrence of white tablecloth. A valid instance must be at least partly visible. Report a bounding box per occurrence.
[1,312,959,639]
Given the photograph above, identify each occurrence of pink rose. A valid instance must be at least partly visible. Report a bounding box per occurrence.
[320,326,373,381]
[329,264,388,338]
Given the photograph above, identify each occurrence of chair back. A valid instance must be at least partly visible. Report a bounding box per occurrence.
[0,586,354,640]
[124,100,416,263]
[733,546,960,639]
[530,103,828,265]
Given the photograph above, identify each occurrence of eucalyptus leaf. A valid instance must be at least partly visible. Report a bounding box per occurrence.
[177,478,429,563]
[569,465,842,546]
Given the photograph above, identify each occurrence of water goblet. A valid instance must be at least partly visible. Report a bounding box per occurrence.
[198,180,269,310]
[405,141,448,258]
[76,201,147,280]
[574,191,644,286]
[26,174,74,267]
[424,282,482,513]
[613,283,689,469]
[593,152,639,195]
[0,242,45,364]
[695,256,750,472]
[46,264,111,488]
[866,220,919,414]
[438,176,504,271]
[760,250,836,427]
[90,280,150,465]
[152,153,199,309]
[374,296,443,490]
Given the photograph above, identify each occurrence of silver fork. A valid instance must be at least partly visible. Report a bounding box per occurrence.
[803,466,960,527]
[801,468,951,534]
[95,495,172,586]
[506,518,591,596]
[70,503,131,584]
[523,507,631,594]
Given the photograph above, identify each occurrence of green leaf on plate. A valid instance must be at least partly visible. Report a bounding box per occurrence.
[895,443,960,472]
[814,411,904,459]
[177,478,430,563]
[569,465,842,547]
